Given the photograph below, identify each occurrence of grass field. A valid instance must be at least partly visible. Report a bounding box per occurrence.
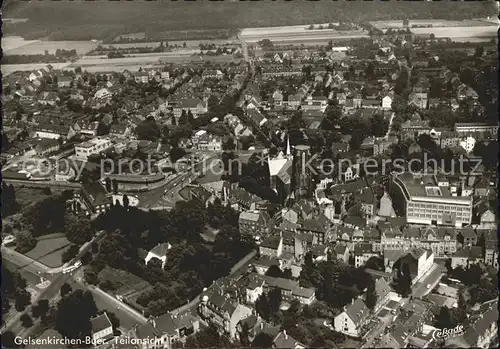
[14,187,53,207]
[5,40,99,55]
[98,266,150,296]
[25,236,71,268]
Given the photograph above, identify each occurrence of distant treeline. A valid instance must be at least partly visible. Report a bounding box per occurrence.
[4,0,494,40]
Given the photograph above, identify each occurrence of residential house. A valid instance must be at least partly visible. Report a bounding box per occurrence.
[450,246,483,269]
[34,138,60,156]
[90,312,114,344]
[259,236,283,258]
[78,121,100,137]
[191,130,223,151]
[199,294,252,339]
[109,124,132,138]
[246,274,316,305]
[173,98,208,119]
[287,94,302,109]
[132,312,200,349]
[57,75,73,88]
[144,242,172,269]
[73,182,112,216]
[334,244,349,264]
[333,298,370,337]
[94,88,112,100]
[382,95,392,110]
[400,119,431,140]
[273,330,306,349]
[354,243,378,268]
[272,90,284,106]
[459,226,477,246]
[38,91,59,106]
[445,300,498,348]
[396,248,434,285]
[135,71,150,84]
[239,210,271,237]
[74,137,112,161]
[34,123,76,140]
[202,70,224,80]
[373,277,392,313]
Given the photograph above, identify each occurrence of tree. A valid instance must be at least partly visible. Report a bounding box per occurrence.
[32,299,49,319]
[123,195,129,209]
[239,322,251,346]
[135,117,161,141]
[474,45,484,57]
[365,279,377,311]
[265,265,283,278]
[55,289,98,340]
[62,245,79,264]
[104,177,112,192]
[222,137,236,151]
[14,289,31,311]
[96,122,110,136]
[255,293,270,321]
[169,147,187,163]
[179,110,188,125]
[20,313,33,328]
[370,113,389,137]
[112,179,119,194]
[61,283,72,297]
[1,331,19,349]
[435,306,457,329]
[187,110,195,125]
[392,260,412,297]
[349,129,365,151]
[268,287,282,320]
[252,332,274,348]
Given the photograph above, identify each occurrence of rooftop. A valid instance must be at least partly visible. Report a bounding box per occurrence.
[393,173,472,204]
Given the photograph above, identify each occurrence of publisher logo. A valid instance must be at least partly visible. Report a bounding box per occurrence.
[432,325,465,341]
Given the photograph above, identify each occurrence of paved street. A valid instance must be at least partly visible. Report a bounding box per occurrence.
[412,263,445,298]
[70,277,147,330]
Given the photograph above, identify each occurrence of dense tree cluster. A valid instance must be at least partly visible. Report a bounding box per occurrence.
[55,289,98,341]
[89,200,254,315]
[299,252,374,309]
[1,182,21,217]
[2,266,31,314]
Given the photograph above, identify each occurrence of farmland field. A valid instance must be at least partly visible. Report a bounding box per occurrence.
[411,26,498,40]
[5,40,100,55]
[370,19,498,30]
[2,35,39,51]
[99,39,239,50]
[2,62,71,76]
[240,24,369,44]
[25,236,71,268]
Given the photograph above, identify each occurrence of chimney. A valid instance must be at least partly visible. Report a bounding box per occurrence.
[260,322,264,330]
[283,330,287,339]
[352,298,355,305]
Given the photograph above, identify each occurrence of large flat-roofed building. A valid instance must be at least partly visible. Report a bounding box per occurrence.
[74,137,112,160]
[390,172,472,227]
[454,123,498,136]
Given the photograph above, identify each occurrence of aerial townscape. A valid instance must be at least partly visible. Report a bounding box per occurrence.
[1,1,498,349]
